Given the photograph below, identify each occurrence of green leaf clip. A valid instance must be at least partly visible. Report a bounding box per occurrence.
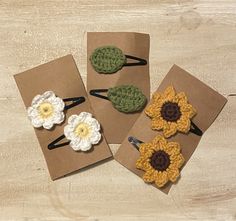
[90,46,147,74]
[90,85,147,113]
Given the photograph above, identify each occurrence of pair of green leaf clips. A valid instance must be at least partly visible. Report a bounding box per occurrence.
[89,45,148,113]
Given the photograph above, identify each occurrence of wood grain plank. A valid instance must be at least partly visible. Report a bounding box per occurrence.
[0,1,236,220]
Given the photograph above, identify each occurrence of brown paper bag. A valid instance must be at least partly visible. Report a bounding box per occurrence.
[115,65,227,194]
[87,32,150,144]
[14,55,112,180]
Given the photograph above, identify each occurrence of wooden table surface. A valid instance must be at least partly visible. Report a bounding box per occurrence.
[0,1,236,220]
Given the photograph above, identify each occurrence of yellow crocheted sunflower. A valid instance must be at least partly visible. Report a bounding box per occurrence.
[145,86,196,138]
[136,135,185,188]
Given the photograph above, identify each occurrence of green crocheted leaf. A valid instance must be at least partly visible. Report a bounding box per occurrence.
[90,46,126,74]
[107,85,147,113]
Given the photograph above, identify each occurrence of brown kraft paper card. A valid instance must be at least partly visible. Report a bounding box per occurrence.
[87,32,150,144]
[14,55,112,180]
[114,65,227,194]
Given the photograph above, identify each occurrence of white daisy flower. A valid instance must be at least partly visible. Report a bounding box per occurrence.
[27,91,65,129]
[64,112,101,151]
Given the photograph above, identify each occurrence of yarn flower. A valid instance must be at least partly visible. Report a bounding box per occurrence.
[64,112,101,151]
[27,91,65,129]
[145,86,196,138]
[136,135,185,188]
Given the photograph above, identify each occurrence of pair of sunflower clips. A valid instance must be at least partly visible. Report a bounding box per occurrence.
[27,46,147,152]
[129,86,203,188]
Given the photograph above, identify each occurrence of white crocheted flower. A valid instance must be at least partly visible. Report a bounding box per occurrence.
[27,91,65,129]
[64,112,101,151]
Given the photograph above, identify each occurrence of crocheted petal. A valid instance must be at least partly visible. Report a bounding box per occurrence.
[179,104,196,120]
[163,86,175,100]
[145,105,154,117]
[136,157,144,169]
[89,131,101,144]
[151,117,165,130]
[136,157,152,171]
[139,143,148,154]
[70,138,82,151]
[163,122,177,138]
[152,135,167,150]
[154,171,168,188]
[167,168,180,182]
[31,116,44,128]
[78,112,92,123]
[165,141,180,156]
[86,118,100,132]
[83,112,93,121]
[51,97,65,112]
[177,117,191,133]
[176,92,187,103]
[180,105,196,121]
[79,139,92,151]
[170,154,185,169]
[43,91,56,100]
[139,143,154,157]
[31,94,43,106]
[145,105,161,118]
[27,107,39,118]
[64,125,76,141]
[68,115,80,127]
[52,112,64,124]
[143,169,156,183]
[152,92,161,101]
[180,103,193,113]
[43,119,54,130]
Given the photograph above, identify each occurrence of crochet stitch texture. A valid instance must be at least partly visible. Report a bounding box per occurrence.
[136,135,185,188]
[107,85,147,113]
[145,86,196,138]
[90,46,126,74]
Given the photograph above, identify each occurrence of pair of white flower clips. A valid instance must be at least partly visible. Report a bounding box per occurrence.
[27,91,102,152]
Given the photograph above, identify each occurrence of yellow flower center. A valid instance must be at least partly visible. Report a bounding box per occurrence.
[38,102,54,118]
[74,123,90,138]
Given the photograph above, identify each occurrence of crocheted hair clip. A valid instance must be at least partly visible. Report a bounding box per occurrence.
[145,86,202,138]
[48,112,101,152]
[27,91,85,130]
[89,85,147,113]
[90,45,147,74]
[128,135,185,188]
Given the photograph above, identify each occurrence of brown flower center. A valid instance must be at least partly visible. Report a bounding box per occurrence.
[161,102,181,122]
[150,150,170,171]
